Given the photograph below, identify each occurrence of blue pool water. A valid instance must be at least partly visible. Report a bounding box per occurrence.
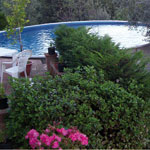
[0,21,148,56]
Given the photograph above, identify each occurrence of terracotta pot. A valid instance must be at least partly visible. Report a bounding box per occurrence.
[54,62,58,70]
[20,61,32,77]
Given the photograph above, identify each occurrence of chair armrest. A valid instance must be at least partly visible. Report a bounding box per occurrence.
[2,62,13,71]
[2,62,13,65]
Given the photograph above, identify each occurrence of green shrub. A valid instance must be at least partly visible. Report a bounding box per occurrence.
[0,12,7,30]
[7,67,150,148]
[55,25,119,68]
[54,25,150,100]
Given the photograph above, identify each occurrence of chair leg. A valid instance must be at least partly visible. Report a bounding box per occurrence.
[1,71,3,83]
[24,71,27,78]
[1,65,4,83]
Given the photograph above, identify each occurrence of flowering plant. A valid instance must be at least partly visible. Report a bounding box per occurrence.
[25,124,88,149]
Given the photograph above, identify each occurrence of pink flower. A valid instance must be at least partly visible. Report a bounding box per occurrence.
[52,141,59,148]
[80,134,88,145]
[40,133,51,146]
[68,131,88,145]
[26,125,88,149]
[56,128,68,136]
[26,129,39,139]
[68,133,78,142]
[81,139,88,146]
[29,138,41,149]
[49,135,55,143]
[25,135,28,139]
[45,128,50,133]
[67,129,73,133]
[53,133,62,142]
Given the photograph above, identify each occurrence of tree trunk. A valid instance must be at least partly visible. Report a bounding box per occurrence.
[18,28,23,51]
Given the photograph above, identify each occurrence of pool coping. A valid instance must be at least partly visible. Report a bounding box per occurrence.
[1,42,149,59]
[0,20,130,34]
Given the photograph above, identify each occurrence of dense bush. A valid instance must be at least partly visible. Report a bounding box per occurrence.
[99,50,150,99]
[0,12,7,30]
[54,26,114,62]
[55,25,150,100]
[7,67,150,148]
[55,25,120,69]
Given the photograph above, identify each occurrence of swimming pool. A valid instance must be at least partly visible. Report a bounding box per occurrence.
[0,21,148,56]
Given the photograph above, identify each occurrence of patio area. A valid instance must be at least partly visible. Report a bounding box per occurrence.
[0,57,47,95]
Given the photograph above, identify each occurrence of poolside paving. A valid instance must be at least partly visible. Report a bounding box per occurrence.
[0,57,47,95]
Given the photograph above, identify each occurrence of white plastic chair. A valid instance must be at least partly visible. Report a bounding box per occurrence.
[1,52,20,82]
[1,50,32,82]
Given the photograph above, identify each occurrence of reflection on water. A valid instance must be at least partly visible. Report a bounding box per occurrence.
[89,25,147,48]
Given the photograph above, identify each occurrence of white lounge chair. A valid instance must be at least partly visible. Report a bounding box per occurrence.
[1,50,32,82]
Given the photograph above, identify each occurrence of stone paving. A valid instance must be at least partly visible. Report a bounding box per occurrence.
[0,57,47,95]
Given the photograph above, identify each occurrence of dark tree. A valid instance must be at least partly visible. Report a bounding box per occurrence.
[0,12,7,30]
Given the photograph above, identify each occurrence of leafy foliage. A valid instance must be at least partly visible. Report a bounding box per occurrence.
[0,83,6,99]
[55,25,150,100]
[7,67,150,148]
[3,0,30,51]
[55,25,119,68]
[0,11,7,30]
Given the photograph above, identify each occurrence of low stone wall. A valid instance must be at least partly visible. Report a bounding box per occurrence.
[132,43,150,71]
[132,43,150,56]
